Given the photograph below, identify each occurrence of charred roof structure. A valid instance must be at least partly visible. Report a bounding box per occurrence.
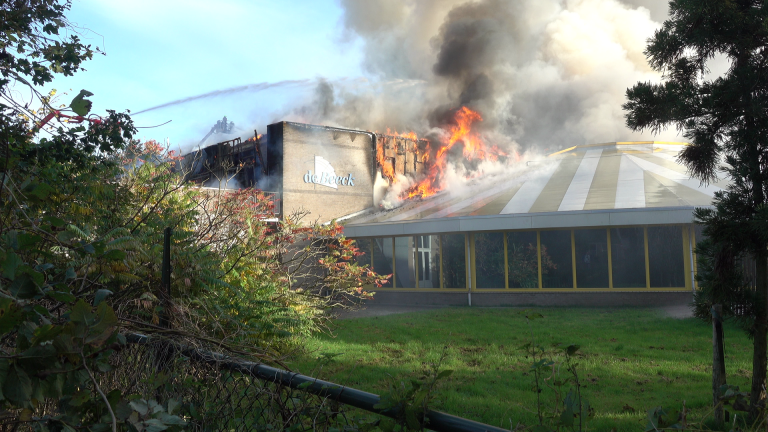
[179,133,268,189]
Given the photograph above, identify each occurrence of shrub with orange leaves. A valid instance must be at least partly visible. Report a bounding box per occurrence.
[116,140,384,352]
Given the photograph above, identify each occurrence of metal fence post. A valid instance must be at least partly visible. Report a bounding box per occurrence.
[154,228,174,386]
[160,227,172,329]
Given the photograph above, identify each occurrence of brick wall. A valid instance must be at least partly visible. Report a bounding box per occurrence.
[366,290,693,307]
[268,122,376,224]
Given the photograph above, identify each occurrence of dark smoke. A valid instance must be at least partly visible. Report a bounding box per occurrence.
[285,78,375,129]
[333,0,680,153]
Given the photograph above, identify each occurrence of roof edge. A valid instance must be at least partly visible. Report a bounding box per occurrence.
[343,206,709,237]
[548,141,688,157]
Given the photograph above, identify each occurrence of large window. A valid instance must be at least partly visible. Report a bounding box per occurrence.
[354,238,372,267]
[395,237,417,288]
[372,237,393,288]
[475,232,505,288]
[364,224,690,291]
[647,226,685,287]
[610,228,646,288]
[416,235,440,288]
[575,229,609,288]
[441,234,466,289]
[694,224,706,246]
[507,231,538,288]
[540,230,573,288]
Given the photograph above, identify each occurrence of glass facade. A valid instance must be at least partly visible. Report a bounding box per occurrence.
[610,227,647,288]
[372,237,393,288]
[694,224,706,245]
[575,229,609,288]
[352,224,692,291]
[507,231,538,288]
[647,226,685,287]
[416,235,440,288]
[540,230,573,288]
[394,236,417,288]
[441,234,466,289]
[474,232,505,288]
[354,238,372,267]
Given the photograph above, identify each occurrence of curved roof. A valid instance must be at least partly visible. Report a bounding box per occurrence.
[343,142,723,236]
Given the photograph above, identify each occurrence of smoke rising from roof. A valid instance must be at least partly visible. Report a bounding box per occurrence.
[317,0,679,153]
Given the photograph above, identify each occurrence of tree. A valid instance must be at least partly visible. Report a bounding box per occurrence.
[623,0,768,418]
[0,1,384,429]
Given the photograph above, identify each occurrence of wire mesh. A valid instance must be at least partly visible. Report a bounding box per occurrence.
[100,338,357,432]
[0,335,508,432]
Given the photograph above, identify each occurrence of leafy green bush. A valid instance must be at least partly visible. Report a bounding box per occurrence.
[0,1,384,429]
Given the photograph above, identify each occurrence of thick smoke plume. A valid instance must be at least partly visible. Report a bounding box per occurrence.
[292,0,677,154]
[283,0,678,209]
[150,0,679,210]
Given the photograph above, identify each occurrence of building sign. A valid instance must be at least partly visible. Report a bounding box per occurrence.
[303,156,355,188]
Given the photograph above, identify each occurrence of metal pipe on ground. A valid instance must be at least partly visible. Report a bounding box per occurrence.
[126,334,508,432]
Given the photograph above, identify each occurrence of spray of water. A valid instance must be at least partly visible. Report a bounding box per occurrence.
[132,79,313,115]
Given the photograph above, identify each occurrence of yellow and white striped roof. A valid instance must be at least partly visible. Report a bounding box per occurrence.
[344,142,722,234]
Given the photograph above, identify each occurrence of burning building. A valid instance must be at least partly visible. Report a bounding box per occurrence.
[180,113,715,307]
[344,140,712,307]
[180,135,267,189]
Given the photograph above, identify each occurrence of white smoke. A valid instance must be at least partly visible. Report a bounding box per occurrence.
[292,0,681,208]
[153,0,683,210]
[328,0,680,152]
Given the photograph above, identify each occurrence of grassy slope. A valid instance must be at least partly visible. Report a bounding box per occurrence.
[287,307,754,431]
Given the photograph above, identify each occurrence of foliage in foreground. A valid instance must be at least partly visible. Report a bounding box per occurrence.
[0,114,382,430]
[0,1,385,430]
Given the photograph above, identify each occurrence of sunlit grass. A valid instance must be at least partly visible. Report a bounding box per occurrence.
[287,307,753,431]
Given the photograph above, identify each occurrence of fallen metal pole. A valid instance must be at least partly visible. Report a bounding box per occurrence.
[126,334,508,432]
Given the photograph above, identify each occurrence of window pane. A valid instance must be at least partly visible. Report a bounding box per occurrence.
[507,231,539,288]
[441,234,466,289]
[353,238,372,267]
[475,232,505,288]
[395,236,417,288]
[648,226,685,287]
[416,235,440,288]
[372,237,393,288]
[574,229,609,288]
[610,228,646,288]
[540,230,573,288]
[694,224,706,246]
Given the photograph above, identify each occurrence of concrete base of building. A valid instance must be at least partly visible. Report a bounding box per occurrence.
[366,291,694,308]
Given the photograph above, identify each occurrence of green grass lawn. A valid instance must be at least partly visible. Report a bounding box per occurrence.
[287,307,754,431]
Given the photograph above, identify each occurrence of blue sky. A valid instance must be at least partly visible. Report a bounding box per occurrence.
[49,0,364,145]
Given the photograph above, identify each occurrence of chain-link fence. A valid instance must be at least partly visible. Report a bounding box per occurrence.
[102,334,508,432]
[100,335,358,431]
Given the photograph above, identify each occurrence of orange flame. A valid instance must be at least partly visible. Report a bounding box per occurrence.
[376,136,395,182]
[378,106,517,201]
[386,128,419,141]
[406,106,506,199]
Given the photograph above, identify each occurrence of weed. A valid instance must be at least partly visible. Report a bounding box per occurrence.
[374,347,453,431]
[517,310,594,432]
